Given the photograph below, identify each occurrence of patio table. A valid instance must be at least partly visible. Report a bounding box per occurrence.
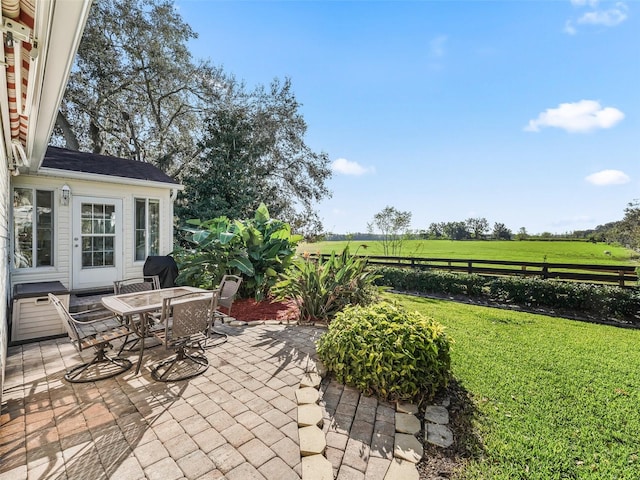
[101,286,210,374]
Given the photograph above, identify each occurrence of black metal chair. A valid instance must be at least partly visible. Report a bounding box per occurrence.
[149,290,218,382]
[49,293,134,383]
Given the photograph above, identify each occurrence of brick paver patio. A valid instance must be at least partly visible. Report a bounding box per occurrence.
[0,323,396,480]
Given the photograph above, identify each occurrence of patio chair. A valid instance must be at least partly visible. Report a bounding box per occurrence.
[114,275,161,294]
[216,274,242,319]
[49,293,134,383]
[113,275,161,353]
[149,290,218,382]
[207,274,242,346]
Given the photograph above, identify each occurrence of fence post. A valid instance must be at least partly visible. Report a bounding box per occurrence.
[542,263,548,279]
[467,261,472,274]
[619,270,625,288]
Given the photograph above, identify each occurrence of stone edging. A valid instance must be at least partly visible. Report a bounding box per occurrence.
[223,320,455,479]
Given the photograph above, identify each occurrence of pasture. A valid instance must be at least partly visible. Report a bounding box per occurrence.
[300,240,637,265]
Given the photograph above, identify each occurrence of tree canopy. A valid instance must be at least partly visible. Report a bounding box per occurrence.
[175,78,331,238]
[53,0,331,235]
[367,206,412,255]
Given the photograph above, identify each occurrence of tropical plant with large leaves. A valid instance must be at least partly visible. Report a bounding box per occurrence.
[271,247,380,323]
[174,204,302,300]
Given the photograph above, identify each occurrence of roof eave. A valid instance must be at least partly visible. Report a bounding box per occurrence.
[36,166,184,190]
[26,0,93,173]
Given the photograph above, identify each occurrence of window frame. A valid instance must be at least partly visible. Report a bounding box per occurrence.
[12,187,55,270]
[134,197,160,262]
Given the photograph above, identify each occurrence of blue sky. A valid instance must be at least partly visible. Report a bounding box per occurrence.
[177,0,639,235]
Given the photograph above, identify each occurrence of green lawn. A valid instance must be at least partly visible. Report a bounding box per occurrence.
[392,293,640,479]
[300,240,637,265]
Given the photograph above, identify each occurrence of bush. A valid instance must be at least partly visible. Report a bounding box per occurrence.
[316,302,452,401]
[174,203,301,300]
[375,267,484,296]
[375,266,640,322]
[272,247,379,323]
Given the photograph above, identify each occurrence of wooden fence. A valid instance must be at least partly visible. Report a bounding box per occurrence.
[315,254,638,287]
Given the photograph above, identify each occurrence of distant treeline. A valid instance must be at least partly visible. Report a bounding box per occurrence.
[324,232,597,242]
[323,201,640,250]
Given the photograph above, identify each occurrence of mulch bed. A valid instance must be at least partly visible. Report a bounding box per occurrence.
[229,297,300,322]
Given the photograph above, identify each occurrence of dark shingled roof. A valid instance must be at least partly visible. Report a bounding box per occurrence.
[42,146,179,185]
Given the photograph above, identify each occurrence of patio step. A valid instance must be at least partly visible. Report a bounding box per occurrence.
[69,291,112,320]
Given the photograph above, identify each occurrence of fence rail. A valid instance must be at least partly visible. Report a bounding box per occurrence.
[315,254,638,287]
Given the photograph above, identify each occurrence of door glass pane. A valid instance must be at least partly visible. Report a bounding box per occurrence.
[93,204,105,234]
[105,205,115,234]
[81,204,93,234]
[81,202,116,268]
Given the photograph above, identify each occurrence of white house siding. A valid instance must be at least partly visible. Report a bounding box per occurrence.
[0,163,10,406]
[121,189,174,280]
[10,174,174,292]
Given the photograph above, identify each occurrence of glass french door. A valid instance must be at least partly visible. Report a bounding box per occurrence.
[72,196,122,289]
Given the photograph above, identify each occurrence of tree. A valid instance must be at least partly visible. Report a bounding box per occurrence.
[466,217,489,240]
[176,77,331,236]
[492,222,512,240]
[427,222,445,239]
[53,0,222,174]
[367,206,412,255]
[606,200,640,249]
[53,0,332,235]
[442,221,470,240]
[516,227,529,241]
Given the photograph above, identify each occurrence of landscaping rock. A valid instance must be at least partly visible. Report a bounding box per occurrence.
[426,423,454,448]
[299,426,326,456]
[301,454,334,480]
[395,413,421,435]
[298,404,324,427]
[384,458,419,480]
[295,387,320,405]
[424,405,449,424]
[300,372,322,389]
[396,401,418,415]
[394,433,423,463]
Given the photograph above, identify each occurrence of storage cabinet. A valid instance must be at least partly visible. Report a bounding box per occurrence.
[11,282,69,343]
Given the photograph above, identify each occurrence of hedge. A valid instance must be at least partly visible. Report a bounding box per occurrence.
[374,267,640,323]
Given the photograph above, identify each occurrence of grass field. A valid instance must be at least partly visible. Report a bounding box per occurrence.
[392,293,640,479]
[299,240,637,265]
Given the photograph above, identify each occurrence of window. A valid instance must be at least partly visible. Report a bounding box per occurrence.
[135,198,160,261]
[13,188,54,268]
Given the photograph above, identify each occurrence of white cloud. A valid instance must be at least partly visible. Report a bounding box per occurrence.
[565,1,628,34]
[429,35,448,58]
[524,100,624,133]
[331,158,375,176]
[585,169,630,186]
[578,2,628,26]
[564,20,577,35]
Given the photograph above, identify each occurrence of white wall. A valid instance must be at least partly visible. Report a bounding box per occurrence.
[10,173,175,292]
[0,161,10,407]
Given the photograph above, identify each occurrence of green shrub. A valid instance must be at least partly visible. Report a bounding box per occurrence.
[271,247,379,323]
[375,267,484,296]
[174,203,301,300]
[316,302,452,401]
[375,266,640,322]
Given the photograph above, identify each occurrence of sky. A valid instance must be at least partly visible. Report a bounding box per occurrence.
[176,0,639,235]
